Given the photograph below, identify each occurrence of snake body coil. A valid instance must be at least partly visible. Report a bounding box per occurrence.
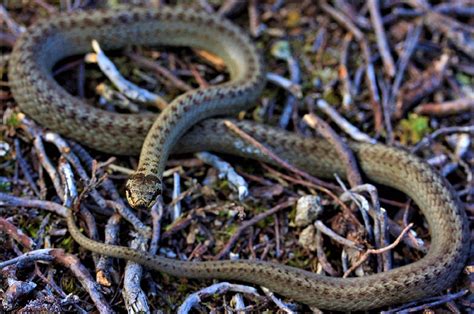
[8,6,469,311]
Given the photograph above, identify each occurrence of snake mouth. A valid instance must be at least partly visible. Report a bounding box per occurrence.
[125,185,161,210]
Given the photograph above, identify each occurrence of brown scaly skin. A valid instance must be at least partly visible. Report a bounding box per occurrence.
[9,6,469,311]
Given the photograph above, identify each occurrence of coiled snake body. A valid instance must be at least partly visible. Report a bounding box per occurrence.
[8,6,469,311]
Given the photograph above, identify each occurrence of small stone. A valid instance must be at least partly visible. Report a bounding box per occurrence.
[298,225,317,252]
[0,142,10,157]
[295,195,323,227]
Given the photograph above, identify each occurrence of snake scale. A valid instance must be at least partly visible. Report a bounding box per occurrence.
[8,6,469,311]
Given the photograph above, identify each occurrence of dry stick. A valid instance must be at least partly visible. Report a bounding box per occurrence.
[214,198,296,260]
[96,213,121,287]
[339,33,354,109]
[415,97,474,116]
[0,193,67,217]
[424,11,474,58]
[106,200,151,239]
[315,99,376,143]
[0,5,24,37]
[45,132,107,208]
[223,120,336,190]
[260,286,297,314]
[343,223,413,278]
[33,266,87,313]
[33,135,65,201]
[171,172,182,221]
[197,151,249,200]
[266,72,302,98]
[218,0,247,16]
[126,52,193,92]
[381,290,468,314]
[321,1,383,134]
[0,195,111,312]
[361,41,383,134]
[89,40,167,110]
[314,221,363,251]
[387,22,422,133]
[69,141,123,205]
[259,163,361,227]
[14,139,41,197]
[51,250,113,314]
[178,282,261,314]
[279,49,301,129]
[411,125,474,153]
[315,229,339,276]
[0,217,35,249]
[395,53,450,118]
[0,249,54,269]
[123,234,150,313]
[248,0,261,37]
[149,199,164,255]
[197,0,215,13]
[320,2,363,41]
[303,113,363,188]
[368,0,395,77]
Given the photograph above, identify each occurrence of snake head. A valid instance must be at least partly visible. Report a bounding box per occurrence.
[125,173,162,210]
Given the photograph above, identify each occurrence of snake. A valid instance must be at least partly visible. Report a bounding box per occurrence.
[7,6,469,312]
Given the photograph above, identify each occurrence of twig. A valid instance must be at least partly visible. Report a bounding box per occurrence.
[51,250,113,314]
[303,113,363,188]
[33,135,64,201]
[259,163,361,227]
[315,229,339,276]
[343,223,413,278]
[414,97,474,116]
[122,234,150,313]
[96,83,140,113]
[197,151,249,200]
[266,72,302,98]
[96,213,121,287]
[178,282,261,314]
[248,0,261,37]
[0,249,54,269]
[424,12,474,58]
[149,199,163,255]
[14,139,41,197]
[171,172,182,221]
[276,42,301,129]
[106,200,151,239]
[218,0,247,16]
[395,54,450,118]
[126,52,193,92]
[388,22,422,117]
[320,1,363,41]
[0,193,67,217]
[381,290,468,314]
[224,120,336,190]
[361,41,383,134]
[368,0,395,77]
[58,157,77,207]
[87,40,167,110]
[45,132,107,208]
[214,198,295,260]
[314,220,363,251]
[321,1,384,133]
[315,99,376,143]
[0,5,25,37]
[411,125,474,153]
[260,286,297,314]
[339,33,354,109]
